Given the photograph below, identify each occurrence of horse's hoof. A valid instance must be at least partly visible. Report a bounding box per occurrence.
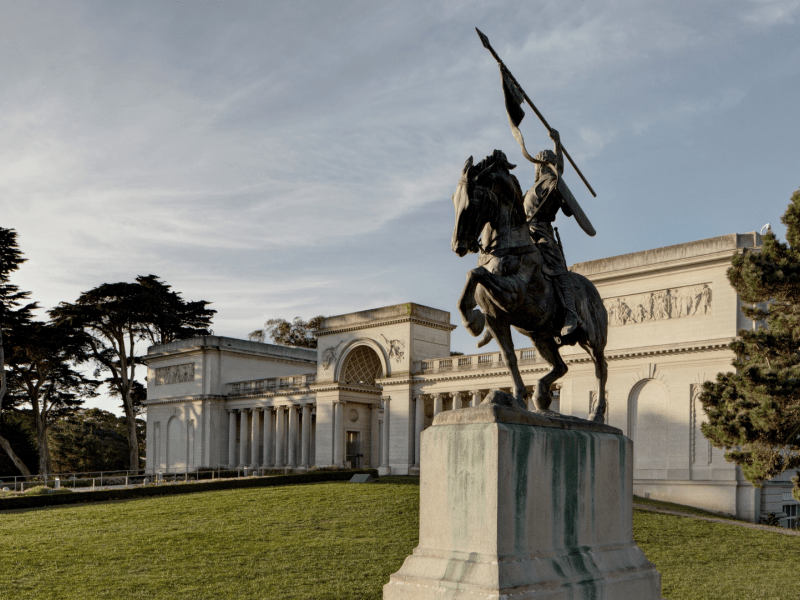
[588,411,605,424]
[476,330,493,348]
[461,308,485,337]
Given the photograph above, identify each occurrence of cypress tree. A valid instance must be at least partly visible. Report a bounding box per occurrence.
[700,189,800,500]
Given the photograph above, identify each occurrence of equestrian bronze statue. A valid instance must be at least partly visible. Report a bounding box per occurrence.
[449,30,608,422]
[450,147,608,422]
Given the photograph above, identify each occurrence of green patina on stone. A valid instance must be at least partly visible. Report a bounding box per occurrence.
[589,432,597,540]
[443,424,488,555]
[505,424,533,555]
[562,429,584,550]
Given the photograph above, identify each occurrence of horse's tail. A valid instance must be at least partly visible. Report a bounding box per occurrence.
[570,272,608,350]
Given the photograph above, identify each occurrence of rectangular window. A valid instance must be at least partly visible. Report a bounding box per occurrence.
[783,504,799,529]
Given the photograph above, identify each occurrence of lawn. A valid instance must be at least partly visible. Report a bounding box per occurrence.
[1,477,798,600]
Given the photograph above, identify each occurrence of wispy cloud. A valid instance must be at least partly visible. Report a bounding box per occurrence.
[2,0,798,414]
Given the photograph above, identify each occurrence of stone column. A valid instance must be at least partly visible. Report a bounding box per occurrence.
[238,409,249,468]
[275,406,286,468]
[250,408,260,468]
[370,404,381,468]
[301,403,311,469]
[310,409,316,466]
[433,394,443,419]
[450,392,463,410]
[288,405,298,468]
[262,408,273,467]
[227,409,237,468]
[380,396,391,475]
[333,401,345,467]
[470,390,482,408]
[413,396,424,469]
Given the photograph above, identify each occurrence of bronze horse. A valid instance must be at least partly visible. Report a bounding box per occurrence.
[451,150,608,422]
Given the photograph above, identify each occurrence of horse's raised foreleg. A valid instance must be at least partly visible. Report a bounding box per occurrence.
[531,336,569,411]
[458,267,487,337]
[580,342,608,424]
[485,316,527,410]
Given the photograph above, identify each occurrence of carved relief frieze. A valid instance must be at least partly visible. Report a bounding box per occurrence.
[604,283,712,327]
[381,334,406,363]
[155,363,194,386]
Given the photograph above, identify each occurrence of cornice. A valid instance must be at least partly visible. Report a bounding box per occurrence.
[310,382,383,395]
[143,394,225,406]
[375,376,417,388]
[227,387,317,400]
[316,316,456,337]
[582,250,739,285]
[413,338,734,384]
[142,345,317,366]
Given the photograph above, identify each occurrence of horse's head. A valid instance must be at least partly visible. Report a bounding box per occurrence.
[451,150,521,257]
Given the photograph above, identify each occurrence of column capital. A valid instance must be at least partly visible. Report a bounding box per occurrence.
[469,390,482,396]
[381,395,391,403]
[449,392,462,399]
[431,392,444,400]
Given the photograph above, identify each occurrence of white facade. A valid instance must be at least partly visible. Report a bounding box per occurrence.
[142,231,799,525]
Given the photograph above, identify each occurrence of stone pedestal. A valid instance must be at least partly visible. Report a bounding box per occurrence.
[384,392,662,600]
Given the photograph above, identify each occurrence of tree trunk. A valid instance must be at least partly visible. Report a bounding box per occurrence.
[0,319,31,476]
[123,391,139,471]
[36,413,51,475]
[0,433,32,477]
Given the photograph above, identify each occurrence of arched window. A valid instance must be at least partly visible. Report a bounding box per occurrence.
[629,380,668,477]
[341,346,383,386]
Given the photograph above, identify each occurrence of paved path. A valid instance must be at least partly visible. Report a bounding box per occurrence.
[633,503,800,536]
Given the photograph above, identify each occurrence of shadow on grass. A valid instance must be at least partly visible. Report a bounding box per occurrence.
[376,475,419,485]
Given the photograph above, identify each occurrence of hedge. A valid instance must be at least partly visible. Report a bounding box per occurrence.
[0,469,379,512]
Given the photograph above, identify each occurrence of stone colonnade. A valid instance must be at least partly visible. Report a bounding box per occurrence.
[227,404,315,470]
[412,390,483,470]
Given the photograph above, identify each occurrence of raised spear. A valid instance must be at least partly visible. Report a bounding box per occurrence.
[476,28,597,198]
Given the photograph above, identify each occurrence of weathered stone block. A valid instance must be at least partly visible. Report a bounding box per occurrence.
[384,399,662,599]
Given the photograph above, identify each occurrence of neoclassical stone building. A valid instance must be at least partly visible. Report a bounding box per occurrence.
[143,231,798,526]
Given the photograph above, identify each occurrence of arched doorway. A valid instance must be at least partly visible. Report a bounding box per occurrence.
[628,380,669,478]
[338,345,383,468]
[166,416,186,473]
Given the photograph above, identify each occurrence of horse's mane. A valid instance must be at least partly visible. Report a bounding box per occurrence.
[473,150,526,224]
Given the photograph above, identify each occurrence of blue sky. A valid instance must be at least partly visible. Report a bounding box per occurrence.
[3,1,799,414]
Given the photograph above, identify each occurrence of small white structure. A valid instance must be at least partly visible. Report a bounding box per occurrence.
[142,231,798,525]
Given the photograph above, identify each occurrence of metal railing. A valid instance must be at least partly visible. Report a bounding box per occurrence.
[0,466,288,494]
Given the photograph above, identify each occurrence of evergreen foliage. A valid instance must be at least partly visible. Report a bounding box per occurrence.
[700,189,800,499]
[49,408,142,474]
[51,277,215,470]
[248,315,325,349]
[0,412,38,477]
[0,227,37,476]
[4,320,99,474]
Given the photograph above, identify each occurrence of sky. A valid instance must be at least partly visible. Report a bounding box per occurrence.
[2,0,799,415]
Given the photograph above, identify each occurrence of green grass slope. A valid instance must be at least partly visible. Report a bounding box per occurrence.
[1,477,798,600]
